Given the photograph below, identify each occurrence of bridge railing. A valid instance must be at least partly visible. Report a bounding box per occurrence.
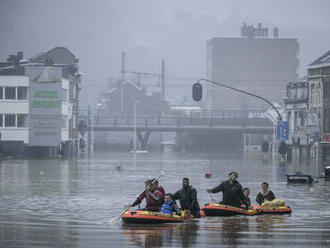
[90,115,272,127]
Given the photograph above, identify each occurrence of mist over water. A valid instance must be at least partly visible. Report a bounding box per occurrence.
[1,151,329,247]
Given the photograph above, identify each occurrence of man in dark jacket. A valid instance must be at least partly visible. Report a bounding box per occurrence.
[256,182,276,205]
[173,178,200,217]
[207,171,245,208]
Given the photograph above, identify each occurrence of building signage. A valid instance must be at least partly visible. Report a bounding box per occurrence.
[26,67,62,146]
[277,120,289,140]
[323,133,330,143]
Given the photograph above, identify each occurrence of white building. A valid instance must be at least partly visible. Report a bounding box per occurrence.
[0,69,71,157]
[0,48,81,158]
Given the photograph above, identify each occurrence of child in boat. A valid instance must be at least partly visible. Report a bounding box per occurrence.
[159,193,181,215]
[241,187,251,210]
[256,182,276,205]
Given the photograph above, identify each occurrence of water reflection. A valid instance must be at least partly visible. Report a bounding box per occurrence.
[121,221,199,248]
[201,217,250,248]
[122,224,176,248]
[175,221,199,248]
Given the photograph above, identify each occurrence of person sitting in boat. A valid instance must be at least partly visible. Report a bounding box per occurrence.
[256,182,276,205]
[241,187,251,210]
[159,193,181,215]
[207,171,245,208]
[173,177,201,218]
[129,179,164,212]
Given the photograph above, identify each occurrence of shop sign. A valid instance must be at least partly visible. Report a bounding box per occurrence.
[323,133,330,143]
[26,66,62,146]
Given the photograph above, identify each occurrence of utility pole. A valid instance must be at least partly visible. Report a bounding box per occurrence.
[121,51,125,115]
[161,59,165,110]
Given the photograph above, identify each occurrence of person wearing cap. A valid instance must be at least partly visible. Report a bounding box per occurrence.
[207,171,245,208]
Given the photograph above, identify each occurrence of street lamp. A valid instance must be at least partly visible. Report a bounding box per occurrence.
[193,78,287,160]
[192,78,283,120]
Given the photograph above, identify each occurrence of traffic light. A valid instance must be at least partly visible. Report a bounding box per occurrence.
[192,82,203,101]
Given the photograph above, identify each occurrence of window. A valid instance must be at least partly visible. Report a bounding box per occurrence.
[324,108,330,133]
[17,87,28,100]
[17,114,28,127]
[5,87,16,100]
[61,118,67,128]
[0,114,2,127]
[5,114,15,127]
[300,110,305,127]
[62,89,68,102]
[287,87,291,98]
[0,87,3,99]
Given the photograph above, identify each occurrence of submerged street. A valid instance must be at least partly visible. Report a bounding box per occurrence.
[0,151,329,247]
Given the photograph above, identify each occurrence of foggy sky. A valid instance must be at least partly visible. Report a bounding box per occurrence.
[1,0,330,107]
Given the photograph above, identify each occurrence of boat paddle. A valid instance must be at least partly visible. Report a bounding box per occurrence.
[109,170,165,223]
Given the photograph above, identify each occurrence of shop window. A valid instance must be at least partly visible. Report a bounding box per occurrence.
[5,114,15,127]
[17,114,28,127]
[0,87,3,99]
[0,114,2,127]
[17,87,28,100]
[5,87,16,100]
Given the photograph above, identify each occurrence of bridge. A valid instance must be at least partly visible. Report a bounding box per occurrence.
[79,110,273,151]
[91,115,273,133]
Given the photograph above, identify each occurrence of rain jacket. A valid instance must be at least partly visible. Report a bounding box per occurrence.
[173,185,200,217]
[159,200,181,214]
[210,180,244,208]
[132,188,164,212]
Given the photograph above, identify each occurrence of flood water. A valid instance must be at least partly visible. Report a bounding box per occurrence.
[1,151,330,247]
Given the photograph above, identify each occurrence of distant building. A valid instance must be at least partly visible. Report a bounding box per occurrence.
[308,50,330,164]
[98,80,168,116]
[284,80,309,159]
[0,48,81,158]
[207,25,299,111]
[92,79,169,150]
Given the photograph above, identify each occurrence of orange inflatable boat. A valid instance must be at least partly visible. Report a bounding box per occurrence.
[252,205,292,214]
[121,210,184,224]
[201,203,258,216]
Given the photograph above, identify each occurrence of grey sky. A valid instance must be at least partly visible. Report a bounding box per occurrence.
[1,0,329,105]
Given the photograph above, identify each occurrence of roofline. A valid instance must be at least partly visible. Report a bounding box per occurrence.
[207,37,298,43]
[30,47,78,62]
[308,62,330,69]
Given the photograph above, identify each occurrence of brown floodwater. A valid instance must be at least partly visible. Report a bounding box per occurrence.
[0,151,329,247]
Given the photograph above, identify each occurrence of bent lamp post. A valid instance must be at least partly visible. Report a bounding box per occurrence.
[192,78,282,121]
[192,78,285,160]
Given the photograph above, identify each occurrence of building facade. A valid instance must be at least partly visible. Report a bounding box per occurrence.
[308,50,330,164]
[206,25,298,111]
[0,48,81,158]
[284,80,309,160]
